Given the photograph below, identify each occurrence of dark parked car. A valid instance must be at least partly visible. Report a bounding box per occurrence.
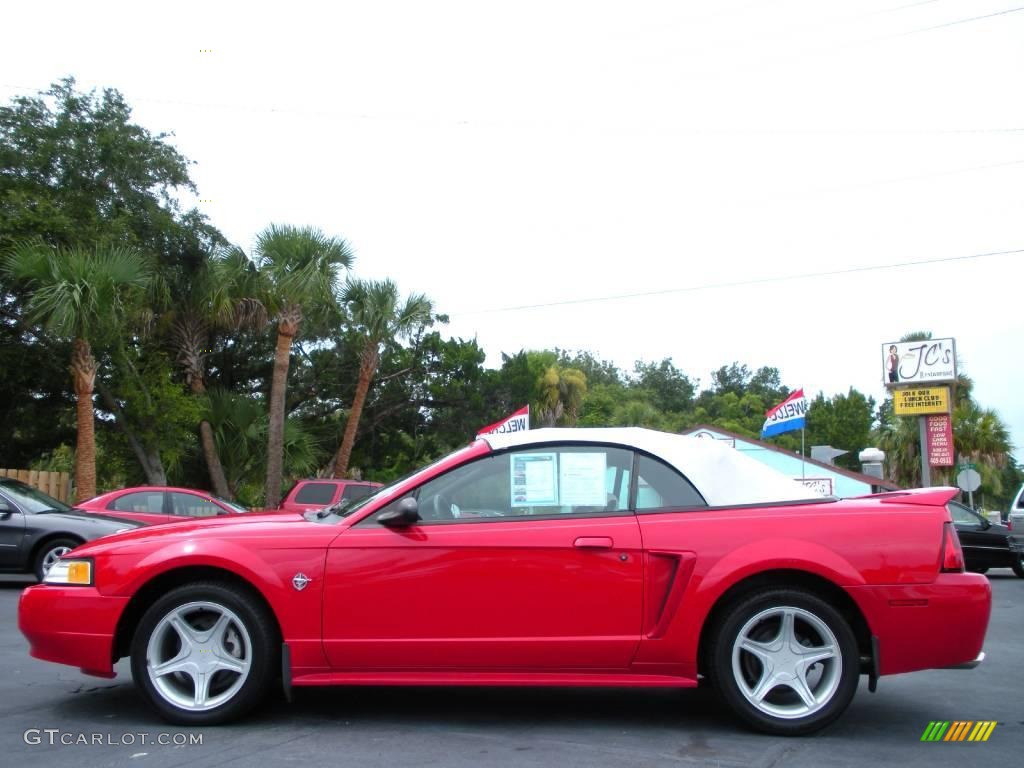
[0,478,142,579]
[950,500,1024,577]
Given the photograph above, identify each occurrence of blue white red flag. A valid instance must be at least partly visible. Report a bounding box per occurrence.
[761,389,807,438]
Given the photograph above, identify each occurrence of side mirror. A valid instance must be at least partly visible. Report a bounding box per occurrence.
[378,497,420,528]
[0,500,12,520]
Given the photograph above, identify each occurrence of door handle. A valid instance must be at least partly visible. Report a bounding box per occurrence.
[574,536,614,549]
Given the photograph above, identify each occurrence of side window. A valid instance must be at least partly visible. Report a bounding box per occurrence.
[293,483,337,505]
[635,454,706,511]
[170,493,224,518]
[397,445,634,523]
[948,504,980,526]
[111,491,164,514]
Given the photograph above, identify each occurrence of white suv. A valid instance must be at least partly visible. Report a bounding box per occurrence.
[1008,483,1024,532]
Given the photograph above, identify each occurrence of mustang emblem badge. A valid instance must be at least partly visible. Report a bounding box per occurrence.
[292,573,312,591]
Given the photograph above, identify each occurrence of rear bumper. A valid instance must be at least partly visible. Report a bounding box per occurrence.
[18,584,128,678]
[944,651,985,670]
[848,573,991,676]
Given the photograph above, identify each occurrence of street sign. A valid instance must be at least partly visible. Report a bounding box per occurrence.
[956,468,981,493]
[882,338,957,387]
[926,414,954,467]
[892,386,950,416]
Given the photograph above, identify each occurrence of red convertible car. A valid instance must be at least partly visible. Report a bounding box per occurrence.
[18,428,990,735]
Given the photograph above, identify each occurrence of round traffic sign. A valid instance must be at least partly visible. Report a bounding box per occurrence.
[956,468,981,493]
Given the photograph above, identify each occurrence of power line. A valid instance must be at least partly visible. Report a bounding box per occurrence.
[450,248,1024,316]
[898,5,1024,35]
[1,82,1021,136]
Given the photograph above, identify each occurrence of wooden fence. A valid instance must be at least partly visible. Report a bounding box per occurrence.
[0,469,73,503]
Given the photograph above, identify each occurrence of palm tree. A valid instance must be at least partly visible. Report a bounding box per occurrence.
[536,364,588,427]
[332,279,434,478]
[253,225,353,507]
[1,242,151,501]
[169,248,265,499]
[205,388,322,504]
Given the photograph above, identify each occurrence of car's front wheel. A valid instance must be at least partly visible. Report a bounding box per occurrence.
[34,537,80,581]
[130,582,277,725]
[708,589,860,736]
[1012,555,1024,579]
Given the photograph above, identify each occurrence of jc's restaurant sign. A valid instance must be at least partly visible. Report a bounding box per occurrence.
[882,338,956,387]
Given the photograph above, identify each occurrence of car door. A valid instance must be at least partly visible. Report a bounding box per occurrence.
[323,444,643,671]
[0,494,27,568]
[106,490,173,524]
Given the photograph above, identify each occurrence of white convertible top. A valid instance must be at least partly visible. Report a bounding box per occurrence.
[481,427,823,507]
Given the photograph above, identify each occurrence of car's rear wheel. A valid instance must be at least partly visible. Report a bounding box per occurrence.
[708,588,859,736]
[33,537,80,581]
[1012,555,1024,579]
[130,582,277,725]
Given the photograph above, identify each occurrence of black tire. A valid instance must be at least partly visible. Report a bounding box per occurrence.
[1012,556,1024,579]
[33,537,81,581]
[130,581,278,725]
[706,588,860,736]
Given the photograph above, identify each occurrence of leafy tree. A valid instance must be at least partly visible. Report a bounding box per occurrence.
[251,224,354,506]
[0,77,220,259]
[332,278,434,477]
[0,78,224,486]
[632,358,695,413]
[205,388,322,505]
[805,388,876,471]
[1,243,151,500]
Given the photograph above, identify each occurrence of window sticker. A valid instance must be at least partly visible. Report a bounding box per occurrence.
[510,452,558,507]
[559,452,607,506]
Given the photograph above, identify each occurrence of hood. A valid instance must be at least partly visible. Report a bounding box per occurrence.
[80,509,308,549]
[39,509,143,530]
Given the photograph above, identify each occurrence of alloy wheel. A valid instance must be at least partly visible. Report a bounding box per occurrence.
[730,605,842,720]
[146,601,252,711]
[41,545,73,575]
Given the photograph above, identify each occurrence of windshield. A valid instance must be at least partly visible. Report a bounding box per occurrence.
[215,496,248,514]
[315,443,481,521]
[0,480,72,513]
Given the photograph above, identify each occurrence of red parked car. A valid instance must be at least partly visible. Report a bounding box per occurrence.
[278,478,382,514]
[76,487,247,525]
[18,428,990,735]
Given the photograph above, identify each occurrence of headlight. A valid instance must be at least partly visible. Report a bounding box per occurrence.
[44,558,93,586]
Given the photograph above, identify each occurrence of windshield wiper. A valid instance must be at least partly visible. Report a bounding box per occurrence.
[314,498,352,520]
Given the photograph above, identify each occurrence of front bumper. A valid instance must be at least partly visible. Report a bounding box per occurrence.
[848,573,991,676]
[18,584,128,678]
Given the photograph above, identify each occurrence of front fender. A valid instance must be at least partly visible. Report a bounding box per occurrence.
[98,538,329,669]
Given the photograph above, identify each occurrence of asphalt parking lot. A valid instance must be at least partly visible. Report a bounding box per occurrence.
[1,573,1021,768]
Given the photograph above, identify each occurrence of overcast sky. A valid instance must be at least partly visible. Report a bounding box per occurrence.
[3,0,1022,458]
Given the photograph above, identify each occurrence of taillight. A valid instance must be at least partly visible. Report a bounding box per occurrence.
[1008,520,1013,531]
[940,521,965,573]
